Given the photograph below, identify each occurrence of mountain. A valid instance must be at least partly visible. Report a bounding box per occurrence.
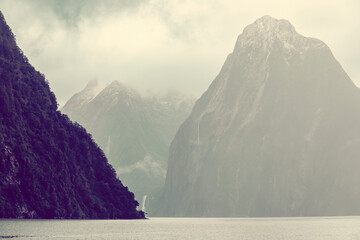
[149,91,195,144]
[60,79,99,119]
[155,16,360,217]
[0,12,144,219]
[62,82,194,212]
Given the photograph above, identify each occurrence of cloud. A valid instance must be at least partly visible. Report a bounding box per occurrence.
[0,0,358,106]
[116,155,166,178]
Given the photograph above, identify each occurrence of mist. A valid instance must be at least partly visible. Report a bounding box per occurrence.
[0,0,358,106]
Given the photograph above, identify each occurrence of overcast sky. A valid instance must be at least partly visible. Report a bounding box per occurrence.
[0,0,359,106]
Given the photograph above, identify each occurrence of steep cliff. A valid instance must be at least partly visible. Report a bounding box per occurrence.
[156,16,360,217]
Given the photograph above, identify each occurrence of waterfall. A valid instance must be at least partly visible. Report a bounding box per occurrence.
[141,195,147,213]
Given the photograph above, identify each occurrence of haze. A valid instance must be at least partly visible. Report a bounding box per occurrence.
[0,0,358,105]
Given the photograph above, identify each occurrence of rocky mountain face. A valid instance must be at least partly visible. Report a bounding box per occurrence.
[0,12,144,219]
[155,16,360,217]
[62,82,194,212]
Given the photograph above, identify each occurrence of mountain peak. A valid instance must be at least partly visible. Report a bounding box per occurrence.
[97,81,139,101]
[61,80,98,112]
[106,80,133,93]
[108,80,124,88]
[234,16,326,57]
[242,15,295,37]
[255,15,294,31]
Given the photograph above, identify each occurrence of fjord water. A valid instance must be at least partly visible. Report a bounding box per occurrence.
[1,217,360,239]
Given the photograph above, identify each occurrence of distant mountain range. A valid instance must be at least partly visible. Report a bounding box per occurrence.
[62,81,194,212]
[154,16,360,217]
[0,12,144,219]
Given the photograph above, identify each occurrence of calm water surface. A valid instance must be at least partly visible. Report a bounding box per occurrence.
[1,217,360,239]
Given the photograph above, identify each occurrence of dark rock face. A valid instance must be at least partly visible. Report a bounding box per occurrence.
[0,12,144,219]
[62,81,194,212]
[156,16,360,217]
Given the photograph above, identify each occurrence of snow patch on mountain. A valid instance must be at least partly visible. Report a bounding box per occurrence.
[235,15,327,60]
